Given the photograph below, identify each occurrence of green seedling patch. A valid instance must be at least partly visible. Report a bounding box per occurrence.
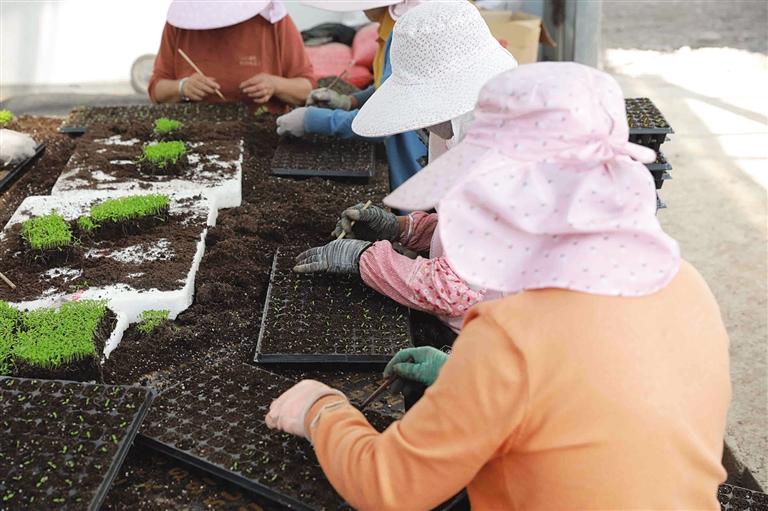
[89,194,170,224]
[21,211,73,251]
[0,302,19,375]
[136,309,169,335]
[11,300,107,370]
[153,118,183,135]
[0,110,13,126]
[139,141,186,168]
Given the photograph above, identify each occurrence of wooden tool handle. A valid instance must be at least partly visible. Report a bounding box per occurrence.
[178,48,225,100]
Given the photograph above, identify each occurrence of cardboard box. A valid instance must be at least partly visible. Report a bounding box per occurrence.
[478,10,555,65]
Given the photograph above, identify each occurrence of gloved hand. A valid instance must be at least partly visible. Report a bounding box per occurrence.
[0,129,36,166]
[293,239,372,274]
[266,380,347,439]
[306,88,353,110]
[384,346,449,387]
[330,203,401,242]
[276,107,307,137]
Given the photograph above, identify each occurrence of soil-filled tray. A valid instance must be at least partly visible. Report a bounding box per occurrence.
[0,143,46,193]
[646,151,672,173]
[652,170,672,190]
[271,135,376,178]
[139,360,399,511]
[718,484,768,511]
[255,249,411,365]
[0,194,211,334]
[0,377,154,510]
[51,121,244,209]
[59,103,250,135]
[626,97,674,151]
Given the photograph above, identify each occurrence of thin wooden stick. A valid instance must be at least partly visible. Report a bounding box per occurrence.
[337,200,372,240]
[358,374,399,411]
[0,271,16,290]
[325,68,350,91]
[178,48,225,100]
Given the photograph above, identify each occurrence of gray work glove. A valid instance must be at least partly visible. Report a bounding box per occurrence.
[306,88,353,110]
[293,239,372,274]
[0,129,36,166]
[331,203,400,242]
[276,107,307,137]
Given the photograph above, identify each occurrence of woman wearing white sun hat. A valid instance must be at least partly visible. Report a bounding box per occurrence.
[276,0,428,190]
[268,63,731,511]
[293,1,518,334]
[149,1,314,113]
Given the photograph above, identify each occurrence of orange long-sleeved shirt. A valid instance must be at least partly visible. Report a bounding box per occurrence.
[308,261,731,510]
[148,15,314,113]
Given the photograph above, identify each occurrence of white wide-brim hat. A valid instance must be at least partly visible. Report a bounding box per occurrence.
[352,0,517,137]
[167,0,286,30]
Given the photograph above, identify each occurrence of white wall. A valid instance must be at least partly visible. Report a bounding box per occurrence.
[0,0,364,86]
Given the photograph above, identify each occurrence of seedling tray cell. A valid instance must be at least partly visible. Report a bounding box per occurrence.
[271,135,376,178]
[255,249,411,365]
[0,144,45,193]
[718,484,768,511]
[645,151,673,173]
[0,377,154,510]
[626,97,674,152]
[139,360,399,510]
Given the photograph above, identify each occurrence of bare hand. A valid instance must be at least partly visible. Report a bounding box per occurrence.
[182,73,221,101]
[240,73,278,104]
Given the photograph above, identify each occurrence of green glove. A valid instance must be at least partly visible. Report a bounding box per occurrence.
[383,346,449,386]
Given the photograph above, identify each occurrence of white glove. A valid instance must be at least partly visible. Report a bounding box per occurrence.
[0,129,36,166]
[306,88,352,110]
[266,380,347,439]
[276,108,307,137]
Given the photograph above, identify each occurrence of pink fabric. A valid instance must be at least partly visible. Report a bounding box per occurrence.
[352,23,379,69]
[360,211,487,332]
[304,43,373,88]
[385,62,680,297]
[166,1,287,30]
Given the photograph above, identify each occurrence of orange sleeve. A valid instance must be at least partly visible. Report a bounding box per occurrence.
[148,22,179,103]
[276,16,316,86]
[309,307,529,511]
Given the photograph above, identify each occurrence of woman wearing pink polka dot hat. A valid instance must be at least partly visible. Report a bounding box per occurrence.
[270,63,731,510]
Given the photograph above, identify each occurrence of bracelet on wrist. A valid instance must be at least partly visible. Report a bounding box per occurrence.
[178,78,189,102]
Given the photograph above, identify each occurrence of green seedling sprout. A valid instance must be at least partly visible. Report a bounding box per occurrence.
[137,309,170,334]
[0,110,13,126]
[139,140,186,168]
[21,211,73,251]
[0,301,19,375]
[76,215,97,233]
[88,194,169,224]
[12,300,107,370]
[153,117,183,135]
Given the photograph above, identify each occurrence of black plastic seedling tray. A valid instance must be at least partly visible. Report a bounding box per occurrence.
[645,151,672,173]
[717,484,768,511]
[0,143,45,193]
[255,249,411,365]
[656,192,667,211]
[271,135,376,178]
[626,97,674,152]
[138,360,400,511]
[0,377,154,510]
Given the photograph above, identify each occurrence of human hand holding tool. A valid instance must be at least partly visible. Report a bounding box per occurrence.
[307,88,353,110]
[293,239,372,274]
[177,49,224,100]
[384,346,449,387]
[332,201,400,242]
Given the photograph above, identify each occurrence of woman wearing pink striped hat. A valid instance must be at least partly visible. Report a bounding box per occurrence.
[267,63,731,510]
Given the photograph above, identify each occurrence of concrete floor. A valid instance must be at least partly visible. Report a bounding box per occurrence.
[603,0,767,489]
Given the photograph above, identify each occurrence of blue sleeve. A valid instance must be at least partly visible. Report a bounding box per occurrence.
[352,86,376,107]
[303,107,360,139]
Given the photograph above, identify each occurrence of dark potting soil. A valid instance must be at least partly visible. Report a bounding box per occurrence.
[256,250,411,363]
[55,120,243,191]
[0,208,206,303]
[0,377,153,510]
[271,135,376,178]
[8,309,116,383]
[103,106,391,387]
[102,446,280,511]
[61,103,250,132]
[0,117,77,227]
[139,361,399,510]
